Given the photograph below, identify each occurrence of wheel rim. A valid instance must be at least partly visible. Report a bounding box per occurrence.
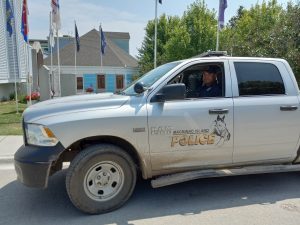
[83,161,124,201]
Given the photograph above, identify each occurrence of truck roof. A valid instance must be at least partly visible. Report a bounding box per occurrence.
[180,56,287,64]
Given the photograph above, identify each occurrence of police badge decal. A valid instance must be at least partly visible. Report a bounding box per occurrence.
[211,115,231,146]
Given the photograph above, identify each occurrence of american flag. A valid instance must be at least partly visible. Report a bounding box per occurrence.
[51,0,61,30]
[21,0,29,42]
[49,12,55,48]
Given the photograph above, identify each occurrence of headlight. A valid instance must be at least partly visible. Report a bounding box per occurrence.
[25,124,58,146]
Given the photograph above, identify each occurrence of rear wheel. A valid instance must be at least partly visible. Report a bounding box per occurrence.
[66,144,137,214]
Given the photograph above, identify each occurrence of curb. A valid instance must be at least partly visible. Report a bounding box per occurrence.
[0,156,14,164]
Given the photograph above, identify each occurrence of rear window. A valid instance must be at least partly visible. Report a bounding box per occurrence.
[234,62,285,96]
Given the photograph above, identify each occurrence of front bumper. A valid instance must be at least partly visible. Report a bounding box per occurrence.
[14,143,65,188]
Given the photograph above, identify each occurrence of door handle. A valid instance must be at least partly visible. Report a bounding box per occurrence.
[209,109,229,114]
[280,106,298,111]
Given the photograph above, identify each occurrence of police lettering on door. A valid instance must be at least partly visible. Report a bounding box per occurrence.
[150,115,231,148]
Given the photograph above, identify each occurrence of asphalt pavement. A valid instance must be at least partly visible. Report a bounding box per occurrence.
[1,136,300,224]
[0,136,23,163]
[1,168,300,225]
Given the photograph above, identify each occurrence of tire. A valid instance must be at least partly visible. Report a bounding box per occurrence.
[66,144,137,214]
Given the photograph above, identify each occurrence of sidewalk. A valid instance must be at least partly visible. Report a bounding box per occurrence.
[0,136,23,163]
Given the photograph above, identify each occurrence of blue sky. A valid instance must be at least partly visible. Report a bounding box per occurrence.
[28,0,291,57]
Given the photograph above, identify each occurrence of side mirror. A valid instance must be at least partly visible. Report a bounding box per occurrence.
[153,93,166,102]
[151,83,186,102]
[134,82,146,94]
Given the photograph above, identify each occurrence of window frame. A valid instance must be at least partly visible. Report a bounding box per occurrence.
[116,74,124,90]
[97,74,106,89]
[147,60,231,103]
[76,76,83,90]
[165,63,226,101]
[233,61,287,97]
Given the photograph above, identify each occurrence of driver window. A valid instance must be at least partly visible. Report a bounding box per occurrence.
[168,63,225,99]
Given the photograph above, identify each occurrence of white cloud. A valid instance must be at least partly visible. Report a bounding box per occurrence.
[28,0,147,56]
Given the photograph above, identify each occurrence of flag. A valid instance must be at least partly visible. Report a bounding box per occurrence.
[6,0,14,37]
[100,28,106,55]
[75,23,80,52]
[218,0,227,29]
[159,0,162,4]
[49,12,55,48]
[21,0,29,42]
[51,0,61,30]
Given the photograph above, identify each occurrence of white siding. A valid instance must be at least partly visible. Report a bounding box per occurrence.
[13,0,27,79]
[0,0,9,79]
[0,0,28,82]
[5,0,19,79]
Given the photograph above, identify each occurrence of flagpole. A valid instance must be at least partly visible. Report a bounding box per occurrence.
[25,39,32,105]
[154,0,158,68]
[49,12,53,99]
[56,30,61,97]
[12,43,19,113]
[216,24,220,51]
[23,33,29,105]
[74,21,77,78]
[11,0,19,113]
[12,38,19,113]
[216,0,220,51]
[50,44,53,98]
[51,0,61,97]
[27,40,32,105]
[21,0,31,105]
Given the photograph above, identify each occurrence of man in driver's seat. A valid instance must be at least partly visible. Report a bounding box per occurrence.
[197,66,222,97]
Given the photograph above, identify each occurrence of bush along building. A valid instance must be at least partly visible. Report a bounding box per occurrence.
[44,29,138,97]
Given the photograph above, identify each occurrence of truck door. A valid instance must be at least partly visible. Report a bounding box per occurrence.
[147,60,234,173]
[231,60,300,163]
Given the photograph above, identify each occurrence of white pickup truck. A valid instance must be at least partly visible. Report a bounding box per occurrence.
[14,53,300,214]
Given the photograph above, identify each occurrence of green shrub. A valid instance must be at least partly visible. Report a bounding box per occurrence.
[18,95,27,104]
[9,93,15,100]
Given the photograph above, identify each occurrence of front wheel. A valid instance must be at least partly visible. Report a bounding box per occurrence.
[66,144,137,214]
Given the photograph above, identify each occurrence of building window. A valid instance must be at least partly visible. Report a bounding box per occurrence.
[97,75,105,89]
[116,75,124,89]
[77,77,83,90]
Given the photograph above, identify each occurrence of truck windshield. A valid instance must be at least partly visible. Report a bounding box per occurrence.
[122,62,181,96]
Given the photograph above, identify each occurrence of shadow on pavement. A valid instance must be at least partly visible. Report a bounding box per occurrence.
[1,170,300,225]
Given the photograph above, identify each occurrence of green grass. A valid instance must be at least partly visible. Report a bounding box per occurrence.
[0,101,27,135]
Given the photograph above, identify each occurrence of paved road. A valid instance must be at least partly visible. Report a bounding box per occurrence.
[1,164,300,225]
[0,136,23,158]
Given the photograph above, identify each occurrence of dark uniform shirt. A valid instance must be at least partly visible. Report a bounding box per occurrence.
[197,83,222,97]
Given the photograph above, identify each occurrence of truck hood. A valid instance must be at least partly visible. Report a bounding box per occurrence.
[23,93,130,123]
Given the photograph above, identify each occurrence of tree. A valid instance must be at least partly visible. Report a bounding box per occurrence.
[138,0,299,82]
[221,0,283,57]
[137,14,181,75]
[138,0,217,74]
[164,22,191,61]
[270,2,300,81]
[181,0,217,56]
[221,0,299,82]
[228,6,245,28]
